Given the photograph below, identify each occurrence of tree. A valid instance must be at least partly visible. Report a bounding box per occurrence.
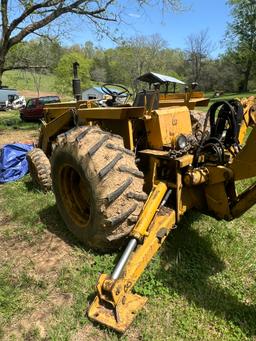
[0,0,183,86]
[26,39,62,95]
[6,38,62,95]
[226,0,256,92]
[104,34,181,90]
[54,51,92,95]
[159,48,186,78]
[185,29,212,83]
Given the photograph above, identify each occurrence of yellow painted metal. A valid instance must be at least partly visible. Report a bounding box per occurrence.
[138,149,194,164]
[77,106,145,120]
[88,207,176,332]
[88,291,147,333]
[203,166,234,220]
[44,107,71,123]
[144,106,192,149]
[44,100,90,123]
[183,167,209,186]
[100,119,135,150]
[238,96,255,144]
[139,149,169,157]
[230,127,256,180]
[159,91,209,110]
[231,183,256,218]
[206,165,233,185]
[205,183,232,220]
[141,156,160,193]
[177,154,194,167]
[125,211,175,284]
[127,119,134,151]
[176,167,183,221]
[130,182,168,241]
[41,111,73,154]
[43,100,99,123]
[44,100,87,110]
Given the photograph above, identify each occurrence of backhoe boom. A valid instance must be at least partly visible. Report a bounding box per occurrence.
[88,182,176,332]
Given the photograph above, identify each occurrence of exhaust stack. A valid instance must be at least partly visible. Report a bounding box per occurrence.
[72,62,82,101]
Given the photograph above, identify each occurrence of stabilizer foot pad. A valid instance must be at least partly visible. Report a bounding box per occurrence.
[88,293,147,333]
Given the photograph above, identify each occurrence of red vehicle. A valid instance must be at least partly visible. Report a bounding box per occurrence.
[20,96,60,121]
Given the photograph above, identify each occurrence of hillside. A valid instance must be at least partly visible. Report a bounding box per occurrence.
[2,70,59,98]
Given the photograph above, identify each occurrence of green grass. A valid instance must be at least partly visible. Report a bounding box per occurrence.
[197,91,256,113]
[0,176,255,340]
[205,91,256,101]
[2,70,57,94]
[0,110,39,130]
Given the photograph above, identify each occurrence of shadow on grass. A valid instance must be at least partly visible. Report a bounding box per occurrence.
[157,212,256,337]
[38,204,87,251]
[38,203,118,257]
[24,180,41,193]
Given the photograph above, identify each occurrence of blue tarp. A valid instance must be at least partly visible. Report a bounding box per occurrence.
[0,143,33,183]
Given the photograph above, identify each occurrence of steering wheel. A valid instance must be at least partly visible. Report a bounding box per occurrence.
[101,83,131,103]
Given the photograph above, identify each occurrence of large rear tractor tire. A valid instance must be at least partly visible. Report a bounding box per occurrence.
[51,126,147,251]
[190,110,209,133]
[27,148,52,192]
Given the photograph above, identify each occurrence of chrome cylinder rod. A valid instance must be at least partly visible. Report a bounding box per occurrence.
[111,238,137,280]
[110,188,172,281]
[160,189,172,207]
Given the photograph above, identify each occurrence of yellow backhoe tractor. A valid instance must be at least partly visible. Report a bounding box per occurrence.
[27,64,256,332]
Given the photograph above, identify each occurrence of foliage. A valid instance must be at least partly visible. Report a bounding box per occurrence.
[226,0,256,91]
[6,38,62,73]
[90,35,186,91]
[2,38,62,95]
[2,70,57,96]
[0,0,183,86]
[54,51,92,95]
[4,26,256,95]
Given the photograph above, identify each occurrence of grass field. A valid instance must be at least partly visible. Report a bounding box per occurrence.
[0,98,256,340]
[2,70,57,94]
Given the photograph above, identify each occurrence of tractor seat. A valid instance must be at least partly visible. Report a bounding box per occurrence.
[133,90,159,110]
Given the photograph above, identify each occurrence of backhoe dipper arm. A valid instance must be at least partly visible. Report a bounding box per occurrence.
[88,182,176,332]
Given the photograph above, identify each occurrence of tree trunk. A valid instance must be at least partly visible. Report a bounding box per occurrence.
[0,68,3,87]
[0,49,7,87]
[241,59,253,92]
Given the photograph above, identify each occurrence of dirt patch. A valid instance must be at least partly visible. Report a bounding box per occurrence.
[71,324,141,341]
[0,129,38,147]
[0,225,73,281]
[70,324,107,341]
[3,292,73,340]
[19,90,60,99]
[0,231,74,339]
[0,205,75,339]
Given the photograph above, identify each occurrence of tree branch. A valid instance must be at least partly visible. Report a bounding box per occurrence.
[8,0,58,34]
[15,25,58,42]
[8,0,116,48]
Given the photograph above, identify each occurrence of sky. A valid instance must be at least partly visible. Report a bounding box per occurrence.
[66,0,231,58]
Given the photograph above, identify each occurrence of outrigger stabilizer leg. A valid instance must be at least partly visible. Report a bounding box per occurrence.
[88,182,176,332]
